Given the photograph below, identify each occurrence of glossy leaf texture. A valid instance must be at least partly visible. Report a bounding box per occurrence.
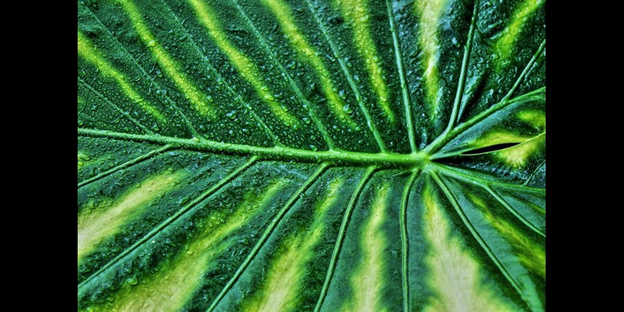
[77,0,545,311]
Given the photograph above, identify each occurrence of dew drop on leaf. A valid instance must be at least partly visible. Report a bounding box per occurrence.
[127,277,139,286]
[226,110,237,120]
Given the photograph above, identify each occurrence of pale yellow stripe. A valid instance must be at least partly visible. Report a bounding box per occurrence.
[118,0,216,118]
[422,185,512,312]
[415,0,448,115]
[496,133,545,168]
[343,182,390,312]
[88,180,288,312]
[187,0,300,127]
[262,0,358,129]
[244,178,345,312]
[78,31,166,123]
[339,0,395,123]
[78,170,185,263]
[495,0,544,67]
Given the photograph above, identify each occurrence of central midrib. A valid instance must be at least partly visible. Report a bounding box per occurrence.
[78,128,430,168]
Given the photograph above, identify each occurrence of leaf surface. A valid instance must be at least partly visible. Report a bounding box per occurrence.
[78,0,546,311]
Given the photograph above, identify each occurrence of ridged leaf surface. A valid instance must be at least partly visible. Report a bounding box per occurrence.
[77,0,546,311]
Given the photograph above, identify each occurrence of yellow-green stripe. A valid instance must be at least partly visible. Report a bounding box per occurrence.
[344,182,390,312]
[187,0,300,127]
[469,194,545,278]
[494,0,544,67]
[339,0,395,123]
[86,179,288,312]
[415,0,448,116]
[517,109,545,130]
[263,0,358,129]
[78,169,185,263]
[118,0,216,118]
[78,31,166,123]
[243,178,344,312]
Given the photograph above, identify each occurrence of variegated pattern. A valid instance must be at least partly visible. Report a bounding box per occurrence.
[78,0,545,311]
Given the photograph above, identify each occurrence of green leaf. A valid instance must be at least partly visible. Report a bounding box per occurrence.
[77,0,545,311]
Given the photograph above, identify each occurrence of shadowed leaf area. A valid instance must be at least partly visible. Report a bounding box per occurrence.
[78,0,545,311]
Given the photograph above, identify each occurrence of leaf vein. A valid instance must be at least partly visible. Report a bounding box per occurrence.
[483,184,545,237]
[302,0,389,152]
[82,5,203,137]
[313,166,377,312]
[225,0,337,150]
[430,171,532,308]
[207,163,330,312]
[78,156,258,292]
[159,0,285,147]
[78,77,156,134]
[447,1,480,132]
[78,144,173,188]
[386,0,418,152]
[399,169,421,311]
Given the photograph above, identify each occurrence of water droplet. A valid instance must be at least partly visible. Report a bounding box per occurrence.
[147,40,156,47]
[226,110,237,119]
[338,89,347,100]
[127,277,139,286]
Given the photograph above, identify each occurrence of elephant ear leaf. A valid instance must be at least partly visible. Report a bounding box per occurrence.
[78,0,545,311]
